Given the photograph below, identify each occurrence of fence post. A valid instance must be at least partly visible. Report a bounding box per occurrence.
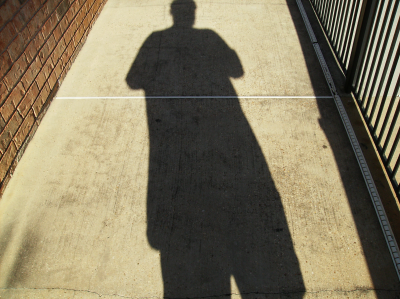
[345,0,379,92]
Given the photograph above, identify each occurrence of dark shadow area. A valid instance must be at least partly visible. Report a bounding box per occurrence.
[126,0,305,297]
[285,0,400,296]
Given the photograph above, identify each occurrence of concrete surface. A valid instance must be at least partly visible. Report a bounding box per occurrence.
[1,0,400,298]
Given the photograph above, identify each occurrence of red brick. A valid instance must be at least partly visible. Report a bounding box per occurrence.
[73,27,84,46]
[9,0,21,9]
[63,24,75,45]
[20,1,37,23]
[14,109,35,149]
[65,6,75,23]
[28,56,43,80]
[3,54,29,89]
[50,12,59,27]
[40,14,58,39]
[71,17,78,31]
[0,22,18,52]
[0,2,19,28]
[76,9,84,25]
[41,19,52,39]
[27,8,45,36]
[54,58,63,78]
[11,13,25,32]
[32,83,50,116]
[81,3,88,15]
[7,33,26,62]
[87,0,94,10]
[83,14,90,29]
[20,65,36,90]
[0,51,13,79]
[59,15,68,33]
[71,1,80,14]
[38,41,50,64]
[24,40,38,63]
[55,0,71,20]
[35,67,47,90]
[47,34,57,53]
[46,0,62,14]
[0,80,9,104]
[53,23,62,41]
[51,40,65,63]
[0,82,25,122]
[21,26,32,44]
[59,67,66,82]
[17,83,39,117]
[24,31,45,62]
[0,110,22,153]
[32,0,43,11]
[41,57,54,79]
[0,141,17,180]
[50,50,58,68]
[0,97,15,124]
[89,1,96,14]
[48,68,58,89]
[0,115,5,133]
[62,41,73,62]
[65,58,72,70]
[34,30,45,48]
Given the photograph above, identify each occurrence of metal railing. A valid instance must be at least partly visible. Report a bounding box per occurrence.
[309,0,400,198]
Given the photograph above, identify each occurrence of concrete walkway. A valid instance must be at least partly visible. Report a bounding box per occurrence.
[0,0,400,298]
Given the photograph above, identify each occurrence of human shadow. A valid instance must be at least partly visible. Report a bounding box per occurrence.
[126,0,305,297]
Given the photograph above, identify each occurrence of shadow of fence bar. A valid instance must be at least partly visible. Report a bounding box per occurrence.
[309,0,400,199]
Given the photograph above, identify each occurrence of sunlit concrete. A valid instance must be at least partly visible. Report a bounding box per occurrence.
[1,0,399,298]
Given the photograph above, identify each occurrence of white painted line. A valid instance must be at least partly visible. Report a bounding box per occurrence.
[55,96,333,99]
[295,0,400,280]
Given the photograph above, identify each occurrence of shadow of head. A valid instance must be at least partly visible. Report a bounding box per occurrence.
[171,0,196,28]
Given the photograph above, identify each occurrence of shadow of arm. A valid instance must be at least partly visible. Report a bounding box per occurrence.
[227,47,244,78]
[126,33,158,90]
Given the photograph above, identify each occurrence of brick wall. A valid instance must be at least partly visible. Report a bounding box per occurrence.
[0,0,107,194]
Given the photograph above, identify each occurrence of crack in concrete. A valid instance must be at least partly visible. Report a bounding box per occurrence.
[1,287,400,298]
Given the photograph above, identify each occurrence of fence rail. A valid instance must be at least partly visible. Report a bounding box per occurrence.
[309,0,400,198]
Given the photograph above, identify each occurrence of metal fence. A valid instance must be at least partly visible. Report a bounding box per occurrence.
[309,0,400,197]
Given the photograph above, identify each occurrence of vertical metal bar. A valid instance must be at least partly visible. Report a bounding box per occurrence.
[387,125,400,166]
[337,0,352,59]
[345,0,379,92]
[363,0,399,113]
[380,76,400,150]
[330,0,341,45]
[311,0,318,13]
[322,0,330,20]
[327,0,340,38]
[354,0,387,97]
[312,0,319,13]
[321,0,332,28]
[392,156,400,186]
[325,0,337,37]
[360,1,394,107]
[343,0,363,70]
[316,0,323,14]
[314,0,322,18]
[372,28,400,133]
[332,0,346,48]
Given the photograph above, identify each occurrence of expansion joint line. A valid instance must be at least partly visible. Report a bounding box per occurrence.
[295,0,400,280]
